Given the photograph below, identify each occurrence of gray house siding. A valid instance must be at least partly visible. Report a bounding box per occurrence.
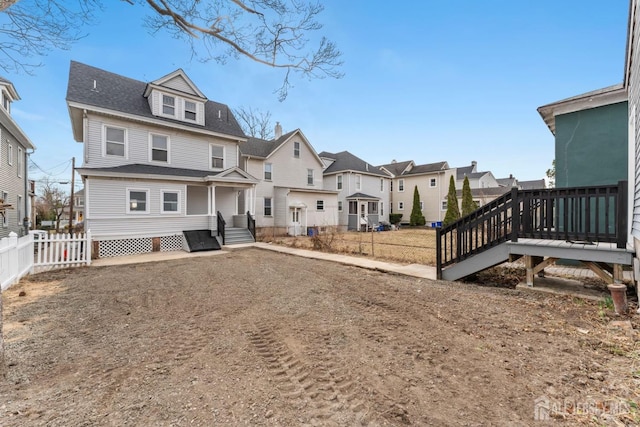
[631,1,640,243]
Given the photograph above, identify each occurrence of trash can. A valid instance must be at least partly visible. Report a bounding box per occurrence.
[307,227,317,237]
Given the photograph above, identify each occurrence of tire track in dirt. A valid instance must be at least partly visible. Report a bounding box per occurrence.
[244,323,380,426]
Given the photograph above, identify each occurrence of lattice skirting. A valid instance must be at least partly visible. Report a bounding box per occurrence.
[97,234,184,258]
[160,234,184,252]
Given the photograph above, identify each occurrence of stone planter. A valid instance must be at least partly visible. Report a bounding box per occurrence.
[607,283,628,315]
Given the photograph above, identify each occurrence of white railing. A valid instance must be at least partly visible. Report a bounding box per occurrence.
[0,232,34,290]
[33,231,92,273]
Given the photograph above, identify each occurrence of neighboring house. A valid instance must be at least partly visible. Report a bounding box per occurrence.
[320,151,391,231]
[496,174,518,188]
[240,126,338,236]
[73,188,84,224]
[455,187,510,210]
[518,179,546,190]
[66,61,258,258]
[379,159,452,226]
[537,84,628,188]
[0,77,36,238]
[455,161,499,189]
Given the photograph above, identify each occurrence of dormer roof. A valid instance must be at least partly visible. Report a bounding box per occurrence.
[143,69,207,100]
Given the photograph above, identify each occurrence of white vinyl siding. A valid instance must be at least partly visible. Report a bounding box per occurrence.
[149,133,170,163]
[85,115,238,170]
[104,125,127,158]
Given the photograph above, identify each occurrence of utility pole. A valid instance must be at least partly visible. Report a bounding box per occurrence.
[68,157,75,232]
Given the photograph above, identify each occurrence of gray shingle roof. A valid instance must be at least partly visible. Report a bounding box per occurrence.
[456,187,510,198]
[496,177,517,187]
[320,151,389,177]
[404,161,448,175]
[66,61,245,138]
[378,160,413,176]
[455,165,477,180]
[519,179,546,190]
[77,163,218,178]
[240,129,298,158]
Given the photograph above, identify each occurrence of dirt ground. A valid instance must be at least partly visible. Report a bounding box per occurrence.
[1,248,639,426]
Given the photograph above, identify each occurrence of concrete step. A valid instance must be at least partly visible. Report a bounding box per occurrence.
[223,227,255,245]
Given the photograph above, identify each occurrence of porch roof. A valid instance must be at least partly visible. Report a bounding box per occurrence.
[76,163,259,184]
[346,192,380,200]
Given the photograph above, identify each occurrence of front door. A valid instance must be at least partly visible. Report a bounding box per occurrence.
[291,209,301,236]
[360,202,368,229]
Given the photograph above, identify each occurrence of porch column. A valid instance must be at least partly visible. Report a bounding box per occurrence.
[210,186,216,215]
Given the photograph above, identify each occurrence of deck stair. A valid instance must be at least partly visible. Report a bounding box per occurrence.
[437,181,633,285]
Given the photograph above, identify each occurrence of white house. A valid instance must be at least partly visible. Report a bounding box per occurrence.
[240,125,339,236]
[0,77,36,238]
[66,61,258,257]
[320,151,391,231]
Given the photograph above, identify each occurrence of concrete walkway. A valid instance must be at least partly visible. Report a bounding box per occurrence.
[90,242,438,280]
[90,243,632,287]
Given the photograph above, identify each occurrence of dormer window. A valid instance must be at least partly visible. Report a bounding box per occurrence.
[184,100,196,121]
[162,95,175,116]
[2,92,10,113]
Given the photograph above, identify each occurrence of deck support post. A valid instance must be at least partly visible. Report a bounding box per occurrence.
[525,255,534,286]
[584,261,615,284]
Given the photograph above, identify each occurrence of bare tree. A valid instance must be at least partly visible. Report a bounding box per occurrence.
[37,179,69,232]
[1,0,343,100]
[234,106,274,139]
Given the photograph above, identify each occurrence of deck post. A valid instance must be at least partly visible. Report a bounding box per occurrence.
[524,255,534,287]
[511,188,520,243]
[616,180,628,249]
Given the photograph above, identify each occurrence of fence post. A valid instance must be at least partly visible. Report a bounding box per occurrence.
[86,230,92,265]
[616,180,628,249]
[7,232,17,289]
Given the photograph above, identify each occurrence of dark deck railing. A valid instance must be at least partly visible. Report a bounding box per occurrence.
[436,181,628,279]
[247,211,256,240]
[217,211,226,245]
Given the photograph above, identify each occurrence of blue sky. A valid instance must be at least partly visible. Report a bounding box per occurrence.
[3,0,631,189]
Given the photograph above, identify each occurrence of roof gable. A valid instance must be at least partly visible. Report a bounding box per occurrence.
[403,161,448,176]
[241,129,324,166]
[145,69,207,99]
[321,151,390,177]
[378,160,414,177]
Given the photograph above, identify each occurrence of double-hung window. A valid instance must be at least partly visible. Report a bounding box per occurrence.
[105,126,126,157]
[162,95,175,116]
[338,201,343,211]
[16,195,22,225]
[210,144,224,169]
[264,163,272,181]
[337,174,343,190]
[294,142,300,158]
[355,174,362,191]
[7,144,12,165]
[264,198,272,216]
[380,178,384,192]
[430,178,437,188]
[398,201,404,210]
[150,134,169,162]
[317,200,324,211]
[307,169,314,185]
[184,100,197,121]
[161,191,179,213]
[398,179,405,192]
[127,189,149,213]
[17,147,23,177]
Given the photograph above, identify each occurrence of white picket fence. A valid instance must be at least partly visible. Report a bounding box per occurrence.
[0,231,92,290]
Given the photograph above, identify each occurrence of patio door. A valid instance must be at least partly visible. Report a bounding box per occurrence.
[291,208,301,236]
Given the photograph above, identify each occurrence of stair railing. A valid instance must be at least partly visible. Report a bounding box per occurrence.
[247,211,256,241]
[436,181,627,280]
[217,211,226,245]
